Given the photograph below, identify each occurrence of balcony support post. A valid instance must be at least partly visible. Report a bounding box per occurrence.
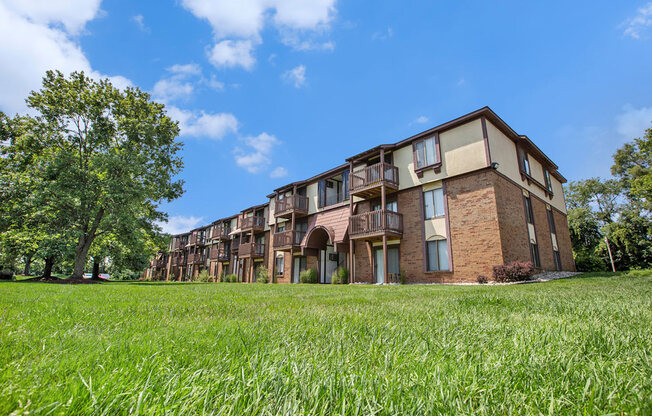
[348,161,355,284]
[380,149,388,285]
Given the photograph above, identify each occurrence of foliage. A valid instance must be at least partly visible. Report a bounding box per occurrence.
[222,274,238,283]
[331,267,349,284]
[112,269,142,281]
[193,270,211,283]
[476,275,488,284]
[255,267,269,283]
[612,125,652,210]
[399,269,407,285]
[0,274,651,414]
[0,71,184,279]
[492,261,535,282]
[299,268,318,284]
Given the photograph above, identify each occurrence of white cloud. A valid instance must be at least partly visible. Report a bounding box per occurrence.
[279,29,335,51]
[132,14,149,33]
[1,0,103,34]
[166,106,238,139]
[157,215,204,235]
[234,132,280,173]
[168,63,201,76]
[0,1,131,114]
[152,78,194,102]
[282,65,307,88]
[624,2,652,39]
[208,40,257,70]
[181,0,337,69]
[414,115,429,124]
[270,166,288,178]
[615,105,652,140]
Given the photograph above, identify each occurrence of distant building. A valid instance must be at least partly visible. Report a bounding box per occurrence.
[147,107,574,283]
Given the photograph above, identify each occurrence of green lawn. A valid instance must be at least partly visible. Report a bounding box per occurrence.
[0,273,650,415]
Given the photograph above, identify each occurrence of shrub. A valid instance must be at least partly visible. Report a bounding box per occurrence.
[493,261,535,283]
[477,275,488,284]
[222,273,238,283]
[331,267,349,284]
[0,269,13,280]
[255,267,269,283]
[300,268,318,284]
[399,269,407,285]
[113,270,141,281]
[574,250,608,272]
[194,270,210,282]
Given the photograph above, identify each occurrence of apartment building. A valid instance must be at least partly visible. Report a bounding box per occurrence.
[146,107,575,283]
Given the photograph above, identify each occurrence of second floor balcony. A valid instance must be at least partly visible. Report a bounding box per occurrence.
[171,254,187,266]
[156,258,167,268]
[274,195,309,219]
[240,216,265,233]
[350,162,399,199]
[273,230,306,251]
[238,242,265,258]
[209,246,230,262]
[349,210,403,240]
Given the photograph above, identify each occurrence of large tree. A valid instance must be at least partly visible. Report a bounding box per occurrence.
[9,71,184,279]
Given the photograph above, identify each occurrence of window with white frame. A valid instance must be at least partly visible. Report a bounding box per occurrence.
[424,188,445,219]
[426,239,449,271]
[275,255,284,275]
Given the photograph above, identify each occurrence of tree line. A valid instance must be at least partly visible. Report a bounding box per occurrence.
[0,71,183,280]
[565,123,652,271]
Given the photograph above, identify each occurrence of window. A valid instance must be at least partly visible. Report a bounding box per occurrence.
[530,243,541,268]
[414,136,438,169]
[277,223,286,233]
[544,169,552,192]
[372,200,398,212]
[275,256,284,275]
[424,188,445,219]
[547,208,561,271]
[524,196,534,224]
[427,239,449,271]
[519,148,531,175]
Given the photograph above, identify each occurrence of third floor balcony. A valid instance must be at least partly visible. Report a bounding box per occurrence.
[350,162,399,199]
[274,194,309,219]
[211,224,230,240]
[240,216,265,233]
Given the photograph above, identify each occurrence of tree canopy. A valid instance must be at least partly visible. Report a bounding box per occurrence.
[0,71,183,279]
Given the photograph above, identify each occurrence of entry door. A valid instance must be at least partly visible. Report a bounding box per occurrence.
[374,249,384,284]
[375,247,399,284]
[293,257,300,283]
[319,249,326,283]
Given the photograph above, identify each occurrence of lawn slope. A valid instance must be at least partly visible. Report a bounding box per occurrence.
[0,273,650,415]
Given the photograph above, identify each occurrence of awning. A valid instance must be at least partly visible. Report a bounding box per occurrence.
[228,228,241,236]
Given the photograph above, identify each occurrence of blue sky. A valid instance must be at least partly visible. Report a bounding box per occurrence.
[1,1,651,234]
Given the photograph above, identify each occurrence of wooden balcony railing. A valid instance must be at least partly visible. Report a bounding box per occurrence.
[240,216,265,232]
[188,234,206,246]
[210,246,230,261]
[231,239,240,253]
[211,225,230,240]
[273,230,306,248]
[189,253,202,264]
[156,258,167,268]
[239,242,265,258]
[171,255,187,266]
[349,210,403,238]
[275,195,309,218]
[350,162,399,197]
[172,239,187,250]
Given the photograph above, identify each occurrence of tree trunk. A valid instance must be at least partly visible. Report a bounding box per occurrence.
[23,255,32,276]
[92,259,100,280]
[71,235,94,279]
[42,257,54,279]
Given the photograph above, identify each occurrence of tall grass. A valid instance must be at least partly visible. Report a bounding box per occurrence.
[0,272,650,415]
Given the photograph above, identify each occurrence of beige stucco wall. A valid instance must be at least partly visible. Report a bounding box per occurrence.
[394,119,487,191]
[485,120,567,214]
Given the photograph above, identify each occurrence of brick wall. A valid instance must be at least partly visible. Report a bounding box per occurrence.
[531,197,556,270]
[493,173,531,265]
[445,170,504,282]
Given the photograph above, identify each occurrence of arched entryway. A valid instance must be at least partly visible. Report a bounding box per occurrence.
[303,226,345,283]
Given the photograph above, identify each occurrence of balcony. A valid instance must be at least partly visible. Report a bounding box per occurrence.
[210,246,230,262]
[240,216,265,233]
[211,224,230,240]
[275,195,309,219]
[273,230,306,251]
[172,239,186,251]
[350,162,399,199]
[156,258,167,268]
[231,239,240,253]
[349,210,403,239]
[189,253,202,264]
[239,242,265,258]
[188,233,206,246]
[171,255,186,266]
